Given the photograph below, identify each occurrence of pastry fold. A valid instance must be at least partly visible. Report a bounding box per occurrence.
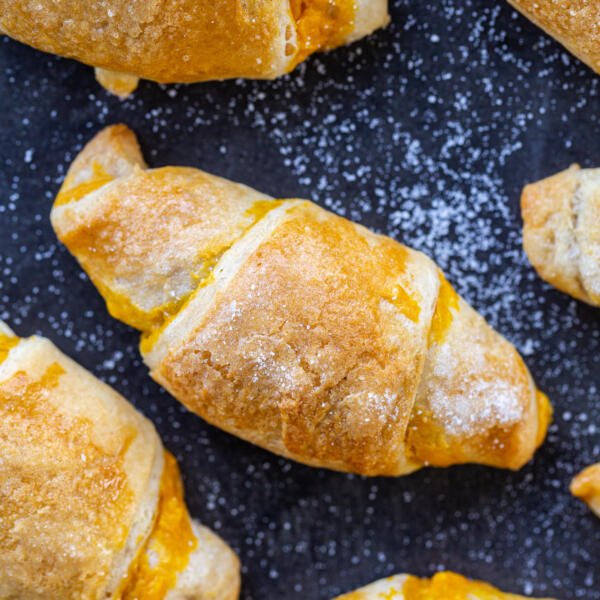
[51,125,551,477]
[507,0,600,74]
[571,462,600,518]
[0,321,239,600]
[334,571,556,599]
[521,165,600,307]
[0,0,389,96]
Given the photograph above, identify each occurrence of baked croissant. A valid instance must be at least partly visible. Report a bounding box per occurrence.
[571,463,600,518]
[521,165,600,307]
[334,571,556,599]
[0,320,240,599]
[0,0,389,97]
[51,124,551,477]
[506,1,600,74]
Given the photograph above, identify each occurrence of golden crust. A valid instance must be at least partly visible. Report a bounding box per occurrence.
[334,571,556,599]
[571,462,600,517]
[54,167,274,330]
[0,333,162,599]
[58,122,147,192]
[0,0,389,93]
[153,201,440,476]
[521,164,600,306]
[407,296,548,470]
[51,125,274,331]
[0,324,240,599]
[52,125,551,477]
[0,0,294,83]
[507,0,600,73]
[95,68,141,99]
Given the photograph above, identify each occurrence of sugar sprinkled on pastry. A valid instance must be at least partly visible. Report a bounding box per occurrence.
[51,124,552,477]
[507,1,600,74]
[0,320,240,599]
[0,0,389,96]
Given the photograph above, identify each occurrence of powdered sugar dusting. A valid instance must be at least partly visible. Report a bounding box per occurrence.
[430,379,523,436]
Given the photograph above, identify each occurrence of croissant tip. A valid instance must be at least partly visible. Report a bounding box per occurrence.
[94,68,139,99]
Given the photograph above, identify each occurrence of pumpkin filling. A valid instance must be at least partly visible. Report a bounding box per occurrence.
[402,571,521,599]
[54,161,114,206]
[0,331,18,364]
[289,0,355,65]
[121,452,197,599]
[427,273,459,347]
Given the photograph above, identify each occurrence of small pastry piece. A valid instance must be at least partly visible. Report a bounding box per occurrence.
[571,463,600,517]
[51,124,551,477]
[0,320,240,600]
[507,1,600,74]
[0,0,389,96]
[521,164,600,307]
[334,571,556,599]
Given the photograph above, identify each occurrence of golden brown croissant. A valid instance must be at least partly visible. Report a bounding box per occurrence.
[521,165,600,307]
[506,0,600,74]
[0,320,240,600]
[334,571,556,599]
[0,0,389,97]
[571,462,600,517]
[51,124,551,477]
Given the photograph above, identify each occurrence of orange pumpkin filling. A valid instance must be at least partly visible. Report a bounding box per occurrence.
[535,390,552,449]
[54,162,114,206]
[428,273,459,346]
[402,571,522,599]
[290,0,355,65]
[0,331,18,364]
[121,452,197,599]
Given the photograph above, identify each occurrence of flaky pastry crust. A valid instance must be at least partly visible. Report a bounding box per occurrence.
[521,164,600,307]
[0,321,239,599]
[507,0,600,74]
[0,0,389,96]
[51,125,551,477]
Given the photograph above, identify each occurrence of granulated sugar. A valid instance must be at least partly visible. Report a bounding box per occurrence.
[429,378,524,437]
[0,1,598,598]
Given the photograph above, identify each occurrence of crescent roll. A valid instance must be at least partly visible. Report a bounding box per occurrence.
[521,165,600,307]
[0,0,389,97]
[334,571,556,599]
[51,124,551,477]
[0,320,240,599]
[507,1,600,74]
[571,463,600,518]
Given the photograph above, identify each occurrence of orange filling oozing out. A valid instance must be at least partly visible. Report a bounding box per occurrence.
[289,0,355,65]
[54,162,114,207]
[138,199,282,354]
[0,332,18,364]
[402,571,517,599]
[245,199,282,222]
[428,273,459,346]
[383,283,421,323]
[122,452,197,599]
[96,279,188,341]
[535,390,552,449]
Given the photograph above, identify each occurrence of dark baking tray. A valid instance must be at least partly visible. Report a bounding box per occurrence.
[1,1,598,598]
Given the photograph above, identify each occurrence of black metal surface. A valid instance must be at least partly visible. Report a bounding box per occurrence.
[0,1,599,598]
